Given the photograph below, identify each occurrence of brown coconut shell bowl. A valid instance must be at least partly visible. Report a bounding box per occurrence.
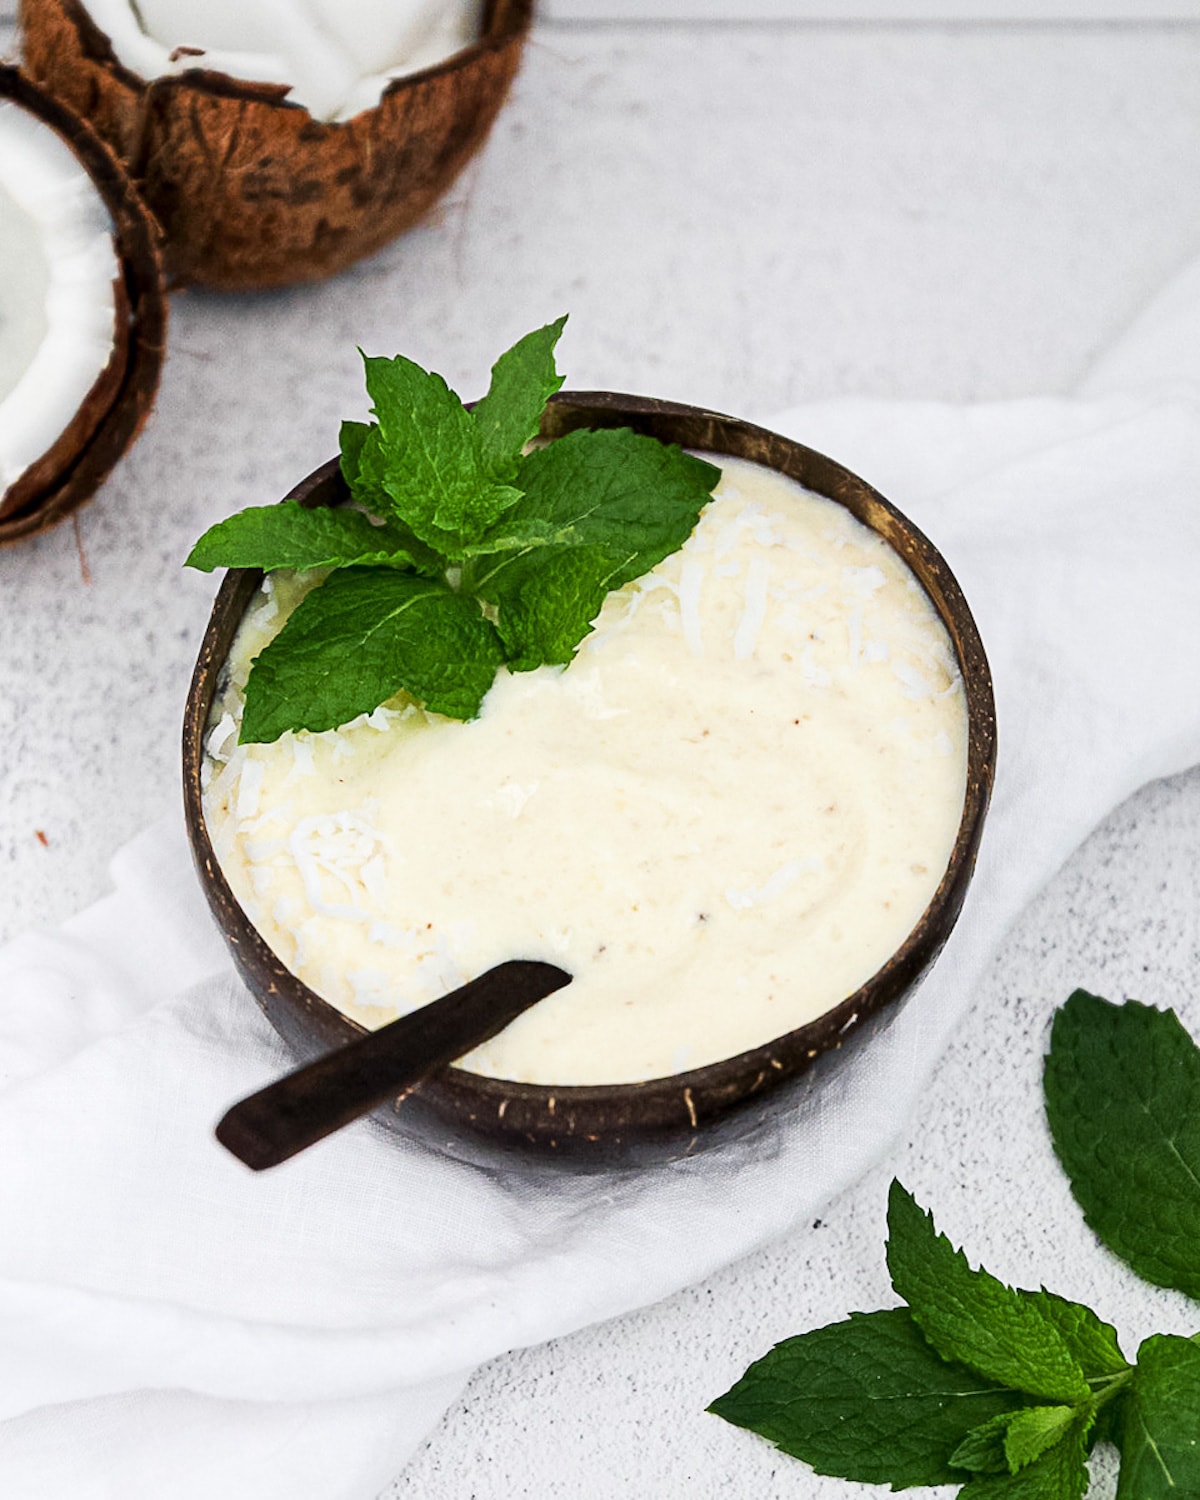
[0,66,166,543]
[20,0,533,289]
[183,393,996,1171]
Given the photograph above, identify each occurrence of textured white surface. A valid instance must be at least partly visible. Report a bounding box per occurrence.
[0,16,1198,1498]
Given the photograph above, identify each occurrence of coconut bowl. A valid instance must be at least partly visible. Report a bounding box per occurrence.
[20,0,533,289]
[0,66,166,544]
[183,393,996,1170]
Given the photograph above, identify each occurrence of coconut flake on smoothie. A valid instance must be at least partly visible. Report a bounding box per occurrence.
[201,454,967,1087]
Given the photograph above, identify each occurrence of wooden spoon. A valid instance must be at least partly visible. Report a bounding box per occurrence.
[216,959,572,1170]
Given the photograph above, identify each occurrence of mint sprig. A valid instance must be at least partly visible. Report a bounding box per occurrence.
[712,993,1200,1497]
[712,1183,1125,1495]
[186,317,720,742]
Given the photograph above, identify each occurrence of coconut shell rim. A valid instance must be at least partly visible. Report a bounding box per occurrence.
[183,391,997,1166]
[30,0,533,127]
[0,64,166,544]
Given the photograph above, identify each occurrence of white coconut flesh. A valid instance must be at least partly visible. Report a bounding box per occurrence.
[0,101,119,503]
[85,0,483,123]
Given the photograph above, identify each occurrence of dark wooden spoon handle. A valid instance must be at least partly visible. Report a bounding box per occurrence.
[215,959,572,1170]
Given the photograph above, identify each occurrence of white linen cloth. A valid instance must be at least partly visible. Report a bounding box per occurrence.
[2,260,1200,1498]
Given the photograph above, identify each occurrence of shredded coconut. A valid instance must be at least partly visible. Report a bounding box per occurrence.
[678,557,706,658]
[725,856,823,911]
[235,758,265,822]
[732,555,770,660]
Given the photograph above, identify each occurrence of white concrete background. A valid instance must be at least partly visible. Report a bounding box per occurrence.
[1,12,1199,1498]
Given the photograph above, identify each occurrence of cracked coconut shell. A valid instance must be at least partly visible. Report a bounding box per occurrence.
[19,0,534,290]
[0,65,166,545]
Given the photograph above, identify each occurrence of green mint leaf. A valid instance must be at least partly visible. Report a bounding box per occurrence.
[1045,991,1200,1300]
[340,425,453,578]
[471,316,567,482]
[708,1307,1025,1490]
[185,501,420,574]
[239,568,503,741]
[1015,1290,1128,1381]
[886,1182,1090,1402]
[953,1407,1081,1477]
[339,418,374,495]
[958,1427,1089,1500]
[1004,1407,1080,1471]
[466,426,720,602]
[342,419,446,577]
[362,352,520,554]
[494,544,629,671]
[952,1412,1022,1474]
[1114,1334,1200,1499]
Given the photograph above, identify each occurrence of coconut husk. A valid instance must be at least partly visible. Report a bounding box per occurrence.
[18,0,534,290]
[0,65,166,545]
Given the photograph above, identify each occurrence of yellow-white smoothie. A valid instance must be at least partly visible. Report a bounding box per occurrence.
[203,455,968,1084]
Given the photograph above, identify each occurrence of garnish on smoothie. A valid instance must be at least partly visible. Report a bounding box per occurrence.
[187,317,721,741]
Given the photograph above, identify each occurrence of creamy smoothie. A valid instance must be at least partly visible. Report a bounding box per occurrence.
[202,455,968,1085]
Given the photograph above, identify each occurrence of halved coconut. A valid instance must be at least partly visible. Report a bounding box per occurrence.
[0,65,165,544]
[18,0,534,289]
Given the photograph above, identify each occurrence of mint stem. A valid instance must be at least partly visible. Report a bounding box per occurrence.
[1088,1367,1133,1407]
